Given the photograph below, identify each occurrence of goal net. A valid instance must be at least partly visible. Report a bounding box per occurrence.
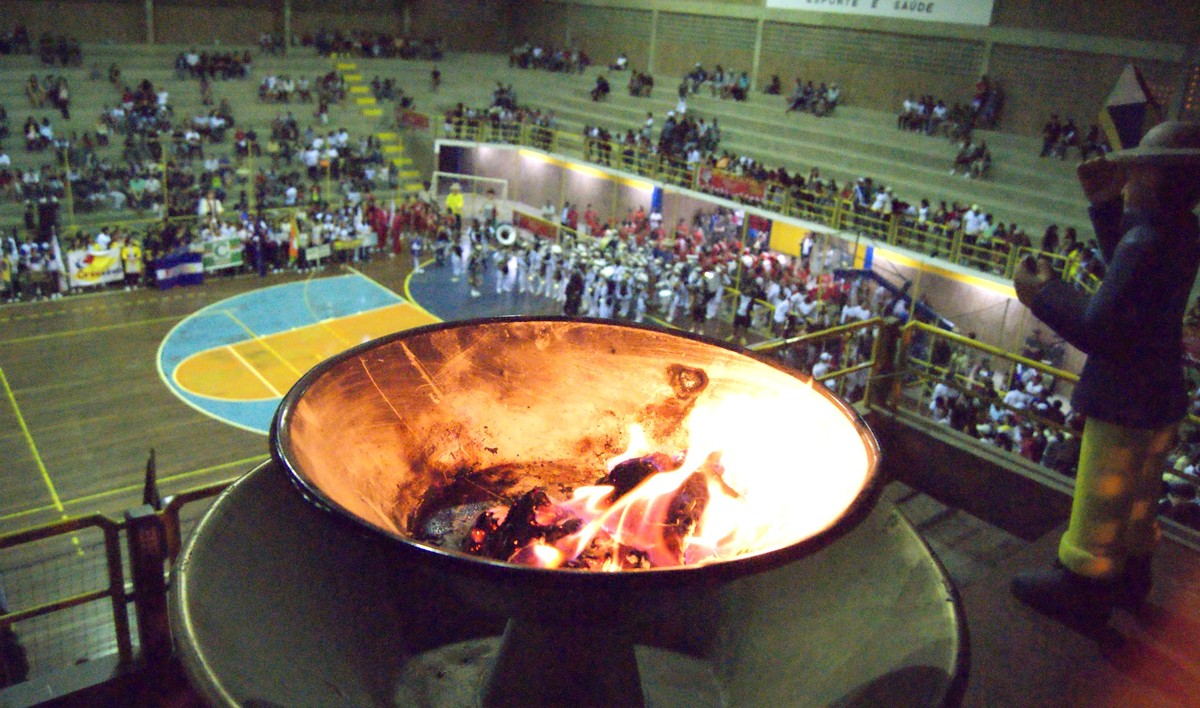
[430,171,512,224]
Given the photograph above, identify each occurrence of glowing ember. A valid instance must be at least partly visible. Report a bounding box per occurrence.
[454,426,740,570]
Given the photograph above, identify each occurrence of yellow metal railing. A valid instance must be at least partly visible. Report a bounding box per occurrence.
[433,114,1100,290]
[0,515,132,667]
[750,317,886,404]
[0,478,232,683]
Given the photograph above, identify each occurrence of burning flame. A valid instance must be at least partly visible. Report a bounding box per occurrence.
[493,382,871,571]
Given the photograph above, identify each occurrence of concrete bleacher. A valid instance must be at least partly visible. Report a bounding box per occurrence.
[491,61,1091,237]
[0,46,1093,242]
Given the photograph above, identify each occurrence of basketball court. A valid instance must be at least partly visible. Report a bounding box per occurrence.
[0,256,566,536]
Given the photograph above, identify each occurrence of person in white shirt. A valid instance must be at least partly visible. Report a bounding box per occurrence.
[812,351,834,386]
[1003,383,1031,410]
[198,190,223,226]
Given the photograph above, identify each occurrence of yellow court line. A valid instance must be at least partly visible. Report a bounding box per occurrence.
[0,365,80,551]
[225,345,284,398]
[0,315,180,346]
[220,310,303,377]
[1,366,67,515]
[397,264,442,324]
[0,454,271,524]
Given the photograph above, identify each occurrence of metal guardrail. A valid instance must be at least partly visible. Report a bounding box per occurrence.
[0,479,231,689]
[434,115,1097,293]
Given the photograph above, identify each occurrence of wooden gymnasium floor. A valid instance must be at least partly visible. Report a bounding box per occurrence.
[0,255,570,535]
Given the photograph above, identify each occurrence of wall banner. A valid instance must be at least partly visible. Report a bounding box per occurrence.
[202,236,244,272]
[765,0,994,26]
[66,248,124,288]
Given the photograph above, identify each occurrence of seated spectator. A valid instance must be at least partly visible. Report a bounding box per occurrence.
[590,74,610,102]
[628,71,653,97]
[1079,123,1110,161]
[787,80,812,114]
[812,83,838,117]
[969,142,992,179]
[950,140,983,176]
[610,52,628,71]
[764,74,782,95]
[1039,114,1062,157]
[926,100,948,135]
[1052,117,1079,159]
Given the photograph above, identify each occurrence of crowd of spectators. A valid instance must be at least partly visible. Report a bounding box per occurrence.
[368,76,413,108]
[305,29,444,61]
[509,41,590,73]
[25,73,73,119]
[949,138,992,179]
[0,25,32,55]
[900,77,1003,141]
[783,79,840,117]
[1038,115,1111,160]
[173,49,252,81]
[915,331,1082,470]
[682,63,751,102]
[37,34,82,67]
[442,100,557,152]
[627,71,654,98]
[580,109,722,173]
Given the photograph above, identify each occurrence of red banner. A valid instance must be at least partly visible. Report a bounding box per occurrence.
[696,167,767,201]
[514,213,558,240]
[398,110,430,130]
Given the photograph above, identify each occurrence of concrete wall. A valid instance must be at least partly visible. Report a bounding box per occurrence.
[6,0,511,51]
[992,0,1200,45]
[758,22,985,115]
[512,0,1192,134]
[867,407,1072,541]
[154,0,279,46]
[6,0,146,44]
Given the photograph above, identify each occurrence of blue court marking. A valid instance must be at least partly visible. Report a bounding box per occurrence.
[406,262,562,321]
[156,273,405,435]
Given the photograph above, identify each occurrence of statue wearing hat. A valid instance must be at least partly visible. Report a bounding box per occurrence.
[1011,121,1200,627]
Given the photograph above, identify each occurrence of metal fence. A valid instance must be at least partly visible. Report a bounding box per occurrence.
[0,481,229,689]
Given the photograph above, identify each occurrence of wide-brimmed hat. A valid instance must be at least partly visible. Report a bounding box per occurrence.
[1108,121,1200,165]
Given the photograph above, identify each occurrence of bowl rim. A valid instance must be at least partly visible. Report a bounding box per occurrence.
[270,316,884,587]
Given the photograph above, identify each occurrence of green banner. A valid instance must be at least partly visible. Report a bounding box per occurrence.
[202,237,244,271]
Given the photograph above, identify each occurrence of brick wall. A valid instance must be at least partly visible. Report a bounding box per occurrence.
[760,22,985,112]
[6,0,145,44]
[653,12,757,78]
[989,44,1183,135]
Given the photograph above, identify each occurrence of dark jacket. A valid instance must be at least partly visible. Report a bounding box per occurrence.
[1030,199,1200,429]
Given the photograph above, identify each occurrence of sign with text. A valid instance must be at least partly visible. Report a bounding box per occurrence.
[766,0,994,26]
[67,247,124,288]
